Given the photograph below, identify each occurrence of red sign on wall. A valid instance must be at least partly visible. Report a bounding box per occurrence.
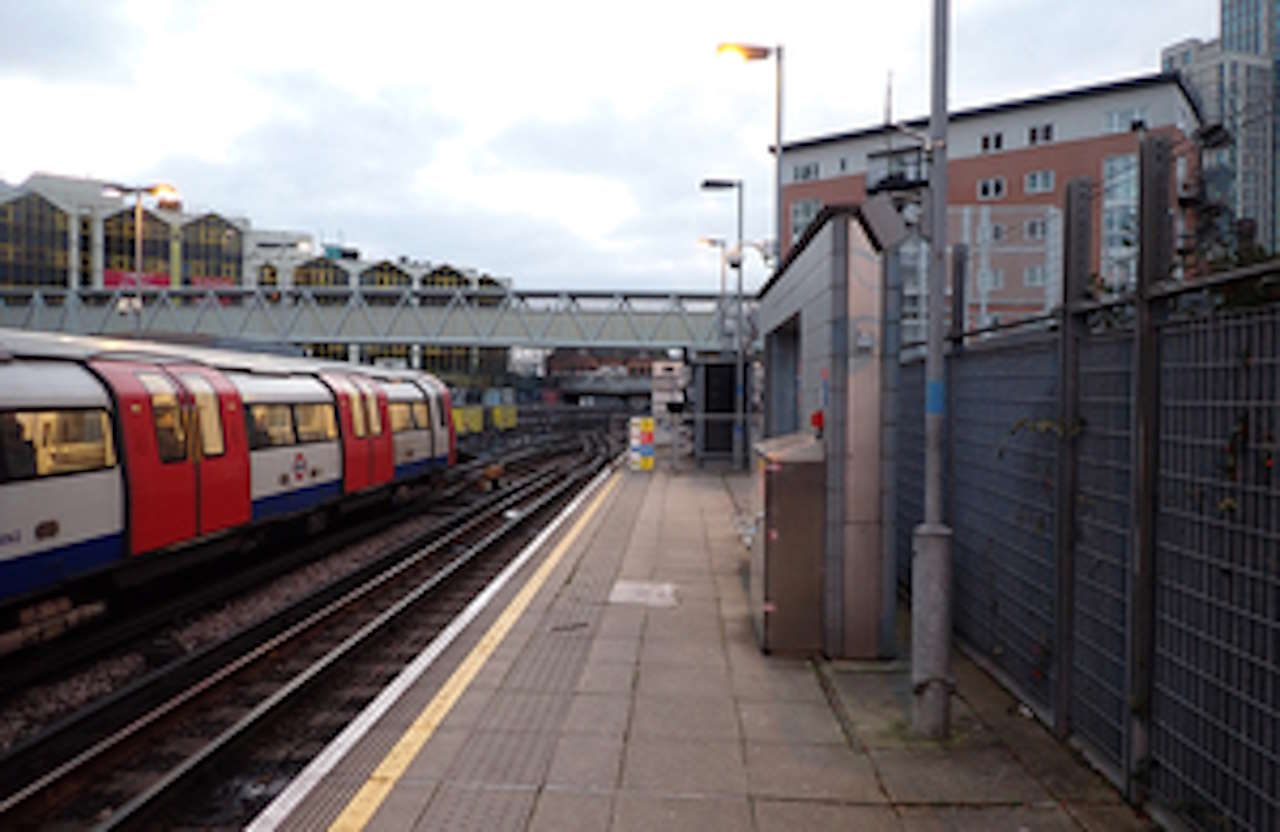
[104,269,171,287]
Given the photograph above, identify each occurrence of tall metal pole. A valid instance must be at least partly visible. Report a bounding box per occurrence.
[719,246,727,340]
[734,181,745,469]
[133,192,143,332]
[912,0,954,739]
[775,45,784,261]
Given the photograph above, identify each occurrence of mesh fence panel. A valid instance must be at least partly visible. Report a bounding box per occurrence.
[896,359,926,588]
[1071,330,1134,771]
[1150,307,1280,832]
[950,339,1060,712]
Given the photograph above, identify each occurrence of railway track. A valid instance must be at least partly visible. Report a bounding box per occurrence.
[0,429,563,702]
[0,432,617,829]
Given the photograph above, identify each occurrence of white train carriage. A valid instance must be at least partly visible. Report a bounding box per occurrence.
[380,379,441,480]
[229,372,344,522]
[0,359,125,596]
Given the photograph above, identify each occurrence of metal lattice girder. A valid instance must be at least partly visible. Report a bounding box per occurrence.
[0,287,747,351]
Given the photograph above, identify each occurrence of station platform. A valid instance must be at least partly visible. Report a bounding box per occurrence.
[249,464,1153,831]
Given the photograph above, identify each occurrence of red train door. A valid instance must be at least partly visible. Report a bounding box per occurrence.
[169,364,251,535]
[90,359,197,555]
[320,372,372,494]
[353,376,393,485]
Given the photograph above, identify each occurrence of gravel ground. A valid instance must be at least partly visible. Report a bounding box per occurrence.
[0,500,458,756]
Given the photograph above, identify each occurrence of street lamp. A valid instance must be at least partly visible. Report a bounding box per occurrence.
[701,177,746,469]
[101,181,179,330]
[698,236,728,338]
[717,41,783,259]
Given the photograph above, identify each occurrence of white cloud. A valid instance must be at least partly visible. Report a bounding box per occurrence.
[1,0,1223,289]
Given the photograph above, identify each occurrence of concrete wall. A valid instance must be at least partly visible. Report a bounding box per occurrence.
[760,209,894,659]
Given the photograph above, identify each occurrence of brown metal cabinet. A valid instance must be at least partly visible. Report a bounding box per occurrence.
[750,433,825,655]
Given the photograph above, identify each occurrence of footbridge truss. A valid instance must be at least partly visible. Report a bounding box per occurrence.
[0,287,751,352]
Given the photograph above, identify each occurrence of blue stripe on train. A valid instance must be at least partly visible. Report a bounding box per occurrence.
[394,457,438,481]
[0,532,125,601]
[251,481,343,522]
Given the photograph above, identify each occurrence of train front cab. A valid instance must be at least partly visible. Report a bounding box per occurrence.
[91,359,251,556]
[0,359,125,597]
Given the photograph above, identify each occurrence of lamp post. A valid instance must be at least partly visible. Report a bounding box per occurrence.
[717,41,783,258]
[102,182,178,331]
[698,236,728,339]
[700,178,745,468]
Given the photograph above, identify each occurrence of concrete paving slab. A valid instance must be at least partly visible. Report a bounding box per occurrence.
[621,738,749,794]
[1066,803,1159,831]
[527,791,614,832]
[545,736,623,790]
[575,660,635,695]
[898,804,1078,831]
[744,741,887,802]
[411,782,537,831]
[635,664,733,699]
[753,799,903,831]
[870,746,1051,805]
[737,700,848,745]
[444,730,558,788]
[639,639,730,671]
[479,690,572,735]
[630,695,741,740]
[611,794,753,832]
[562,692,631,737]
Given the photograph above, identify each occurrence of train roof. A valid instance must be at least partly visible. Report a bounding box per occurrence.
[226,371,333,405]
[0,359,114,410]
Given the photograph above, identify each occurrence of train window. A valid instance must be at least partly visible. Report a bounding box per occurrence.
[294,403,338,443]
[364,391,382,436]
[137,372,187,463]
[0,409,116,483]
[388,402,413,434]
[179,374,224,458]
[246,403,296,449]
[411,400,430,430]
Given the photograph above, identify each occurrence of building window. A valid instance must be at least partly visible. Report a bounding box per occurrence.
[977,177,1006,201]
[1029,126,1038,144]
[1024,264,1047,287]
[1024,169,1055,194]
[0,192,72,288]
[978,267,1004,291]
[839,157,847,173]
[1025,219,1048,240]
[1105,107,1148,133]
[979,223,1004,243]
[980,132,1003,153]
[1101,153,1139,288]
[793,162,819,182]
[790,199,821,243]
[182,214,242,286]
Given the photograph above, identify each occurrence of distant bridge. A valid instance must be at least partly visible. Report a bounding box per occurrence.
[0,286,753,352]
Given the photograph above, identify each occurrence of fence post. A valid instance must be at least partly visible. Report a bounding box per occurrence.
[1053,179,1092,737]
[1126,134,1170,803]
[946,244,967,531]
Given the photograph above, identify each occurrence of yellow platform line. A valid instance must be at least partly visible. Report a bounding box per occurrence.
[329,470,621,831]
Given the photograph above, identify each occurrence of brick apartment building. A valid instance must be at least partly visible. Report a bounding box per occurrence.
[778,73,1202,335]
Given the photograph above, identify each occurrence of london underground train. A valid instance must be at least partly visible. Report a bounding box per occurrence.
[0,328,456,608]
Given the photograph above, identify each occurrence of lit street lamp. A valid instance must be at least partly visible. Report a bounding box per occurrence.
[700,177,746,469]
[717,41,783,258]
[697,236,728,338]
[101,181,179,330]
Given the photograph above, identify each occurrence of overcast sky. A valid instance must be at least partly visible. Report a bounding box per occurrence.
[1,0,1217,292]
